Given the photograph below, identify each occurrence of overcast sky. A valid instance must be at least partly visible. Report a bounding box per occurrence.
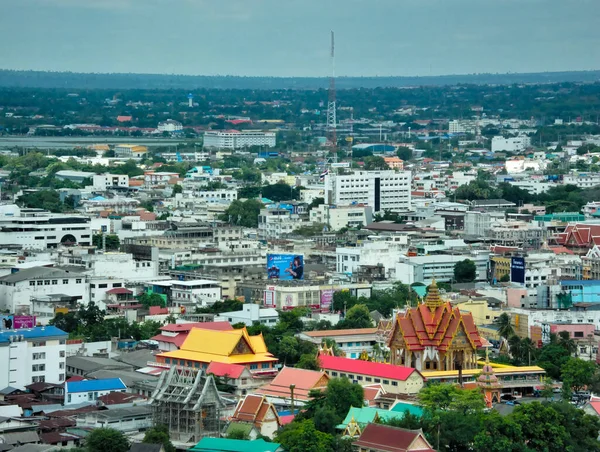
[1,0,598,77]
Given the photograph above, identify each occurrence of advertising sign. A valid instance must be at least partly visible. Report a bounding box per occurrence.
[510,257,526,284]
[264,288,276,308]
[267,254,304,280]
[320,289,334,313]
[0,315,37,330]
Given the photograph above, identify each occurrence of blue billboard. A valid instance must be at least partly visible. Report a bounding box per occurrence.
[510,257,526,284]
[267,254,304,280]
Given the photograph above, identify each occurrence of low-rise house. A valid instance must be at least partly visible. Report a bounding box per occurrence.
[353,423,435,452]
[74,405,152,433]
[256,367,329,408]
[228,394,281,439]
[216,304,279,327]
[206,362,261,397]
[319,355,424,395]
[64,378,127,405]
[296,328,378,359]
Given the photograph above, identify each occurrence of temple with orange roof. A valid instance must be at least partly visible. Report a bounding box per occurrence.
[388,279,483,372]
[153,327,278,379]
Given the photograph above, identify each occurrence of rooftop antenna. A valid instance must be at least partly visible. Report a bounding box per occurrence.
[327,31,337,153]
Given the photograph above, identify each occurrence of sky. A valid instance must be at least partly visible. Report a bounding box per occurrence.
[0,0,599,77]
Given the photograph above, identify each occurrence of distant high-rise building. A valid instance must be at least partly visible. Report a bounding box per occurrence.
[325,170,411,212]
[188,93,193,108]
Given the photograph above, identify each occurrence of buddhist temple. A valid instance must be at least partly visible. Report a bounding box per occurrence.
[388,279,483,372]
[155,327,278,377]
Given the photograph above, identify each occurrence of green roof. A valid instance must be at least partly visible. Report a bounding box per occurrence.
[189,438,282,452]
[534,213,584,222]
[336,406,421,430]
[390,402,425,416]
[225,422,256,436]
[412,285,427,298]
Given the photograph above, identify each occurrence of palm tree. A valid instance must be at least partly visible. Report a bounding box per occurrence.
[558,331,577,356]
[496,313,515,340]
[508,335,523,363]
[520,337,537,366]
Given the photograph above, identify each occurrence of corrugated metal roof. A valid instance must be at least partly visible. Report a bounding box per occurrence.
[66,378,126,393]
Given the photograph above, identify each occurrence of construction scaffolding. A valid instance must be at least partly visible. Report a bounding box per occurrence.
[150,366,226,443]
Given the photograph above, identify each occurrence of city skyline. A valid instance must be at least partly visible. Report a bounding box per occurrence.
[1,0,599,77]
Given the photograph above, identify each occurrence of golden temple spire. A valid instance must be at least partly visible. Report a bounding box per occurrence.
[424,278,444,310]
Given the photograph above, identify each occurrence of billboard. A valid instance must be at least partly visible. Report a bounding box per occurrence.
[510,257,525,284]
[0,315,36,330]
[264,287,276,308]
[320,289,334,313]
[267,254,304,280]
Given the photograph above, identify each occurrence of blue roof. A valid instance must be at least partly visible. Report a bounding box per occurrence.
[560,280,600,287]
[66,378,126,393]
[0,326,67,344]
[190,438,281,452]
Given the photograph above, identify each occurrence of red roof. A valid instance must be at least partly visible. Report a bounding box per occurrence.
[318,355,419,382]
[279,414,295,425]
[353,423,435,452]
[556,224,600,249]
[160,322,233,333]
[66,376,84,382]
[106,288,133,295]
[206,361,246,379]
[117,115,133,122]
[149,306,169,315]
[150,334,187,349]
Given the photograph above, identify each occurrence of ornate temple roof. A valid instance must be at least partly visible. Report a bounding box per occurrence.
[388,281,483,353]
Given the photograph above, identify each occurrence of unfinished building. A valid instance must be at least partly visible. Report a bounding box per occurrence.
[150,366,227,443]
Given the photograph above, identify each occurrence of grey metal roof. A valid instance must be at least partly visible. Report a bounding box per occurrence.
[113,350,157,370]
[10,445,57,452]
[0,431,40,445]
[129,444,163,452]
[86,369,158,388]
[66,356,132,373]
[0,267,78,283]
[77,405,152,421]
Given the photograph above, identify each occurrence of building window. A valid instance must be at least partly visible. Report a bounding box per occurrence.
[392,381,398,386]
[383,380,390,385]
[332,372,338,377]
[374,378,381,383]
[44,280,50,285]
[29,281,35,286]
[99,284,108,288]
[574,331,584,338]
[76,279,82,284]
[63,279,69,284]
[32,364,46,372]
[32,341,46,347]
[59,374,64,381]
[37,281,43,286]
[365,377,372,382]
[250,364,258,370]
[262,363,270,369]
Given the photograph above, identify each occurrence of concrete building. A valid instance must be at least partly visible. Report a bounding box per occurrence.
[488,221,543,248]
[114,144,148,158]
[203,130,276,150]
[464,211,505,237]
[258,208,303,240]
[325,170,411,212]
[92,174,130,191]
[215,304,279,327]
[395,252,490,285]
[492,136,532,153]
[0,207,92,250]
[0,326,67,389]
[65,378,127,405]
[0,267,86,313]
[336,239,407,276]
[55,171,94,184]
[193,190,237,203]
[157,119,183,133]
[310,204,373,231]
[563,172,600,188]
[297,328,379,359]
[148,279,221,308]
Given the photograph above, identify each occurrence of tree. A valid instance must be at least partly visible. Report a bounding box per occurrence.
[275,419,333,452]
[261,182,299,202]
[337,304,372,329]
[137,292,166,309]
[396,146,413,161]
[454,259,477,283]
[18,189,66,213]
[454,180,498,201]
[220,199,262,228]
[537,344,571,380]
[473,411,524,452]
[84,428,130,452]
[561,358,597,392]
[418,383,460,412]
[363,156,387,170]
[499,274,510,282]
[495,313,514,340]
[227,428,250,440]
[92,234,120,251]
[511,402,570,452]
[308,197,325,211]
[558,331,577,356]
[296,354,320,371]
[325,377,365,421]
[278,336,299,365]
[172,184,183,195]
[142,425,175,452]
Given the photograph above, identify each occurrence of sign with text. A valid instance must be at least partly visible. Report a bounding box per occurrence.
[510,257,526,284]
[0,315,37,330]
[320,289,334,313]
[267,254,304,280]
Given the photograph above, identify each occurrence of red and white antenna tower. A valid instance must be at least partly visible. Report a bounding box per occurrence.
[326,31,337,151]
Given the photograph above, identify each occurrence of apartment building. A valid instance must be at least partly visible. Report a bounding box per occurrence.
[464,211,505,237]
[258,208,303,240]
[203,130,276,149]
[336,240,407,276]
[0,267,87,313]
[395,251,490,285]
[0,326,68,389]
[492,136,531,153]
[148,279,221,308]
[297,328,378,359]
[563,172,600,188]
[310,204,373,231]
[325,170,411,212]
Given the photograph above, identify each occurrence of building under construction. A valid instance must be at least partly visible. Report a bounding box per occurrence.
[150,366,228,443]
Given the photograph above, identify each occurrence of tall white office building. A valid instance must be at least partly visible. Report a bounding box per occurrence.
[325,170,411,212]
[203,130,276,150]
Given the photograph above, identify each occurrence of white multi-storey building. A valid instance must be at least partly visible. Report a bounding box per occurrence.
[258,208,303,240]
[0,326,68,389]
[563,172,600,188]
[310,204,373,231]
[325,170,411,213]
[492,136,532,153]
[0,266,87,314]
[0,206,92,250]
[92,174,129,191]
[157,119,183,133]
[464,211,505,237]
[395,252,490,285]
[203,130,276,150]
[194,190,238,203]
[148,279,221,308]
[336,238,408,276]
